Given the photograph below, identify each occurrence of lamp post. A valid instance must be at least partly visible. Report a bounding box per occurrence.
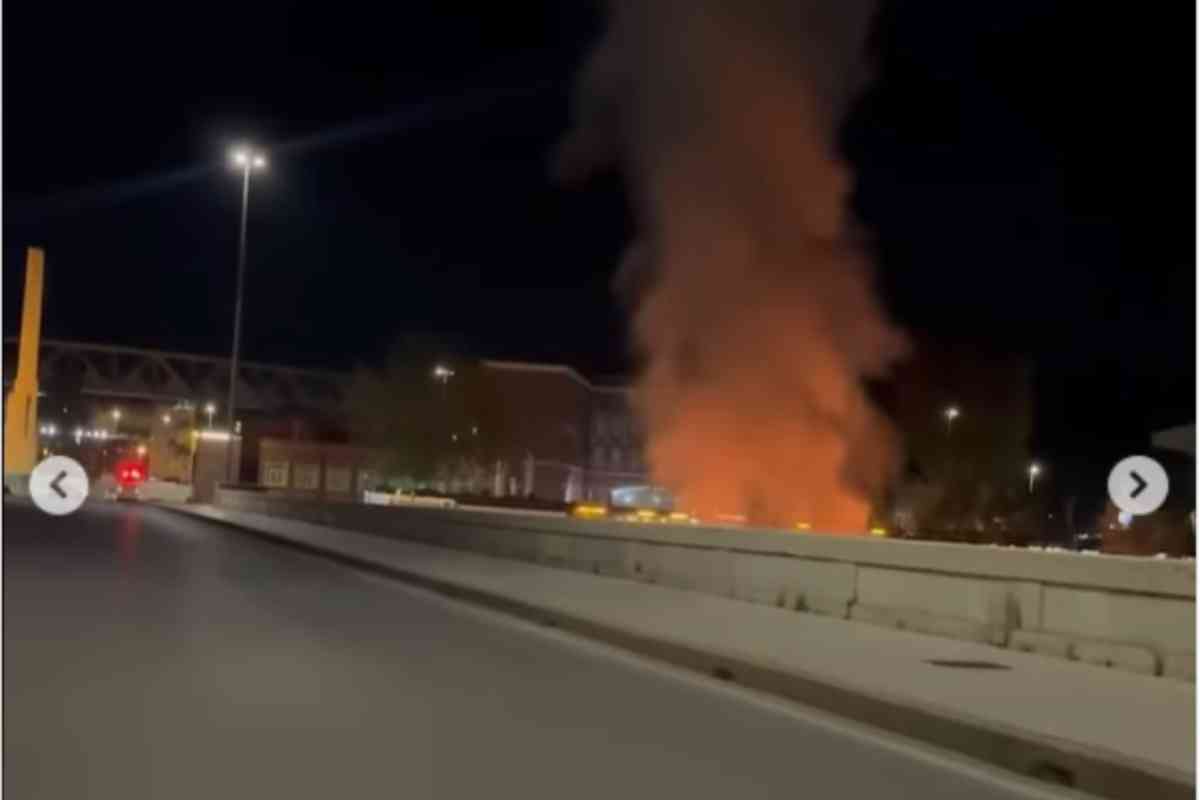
[112,408,122,436]
[1028,462,1042,494]
[432,363,455,401]
[943,405,960,435]
[205,402,217,430]
[226,145,267,482]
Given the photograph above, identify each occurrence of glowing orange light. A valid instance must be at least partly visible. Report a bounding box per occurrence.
[572,504,608,518]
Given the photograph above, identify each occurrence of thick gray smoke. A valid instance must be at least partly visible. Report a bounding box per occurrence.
[559,1,909,532]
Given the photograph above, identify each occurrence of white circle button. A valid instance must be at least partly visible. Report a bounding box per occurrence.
[30,456,89,516]
[1107,455,1169,516]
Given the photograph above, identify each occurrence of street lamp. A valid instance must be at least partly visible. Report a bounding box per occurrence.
[226,144,268,481]
[205,402,216,429]
[943,405,960,435]
[112,408,122,434]
[162,414,172,426]
[432,363,455,401]
[1028,462,1042,494]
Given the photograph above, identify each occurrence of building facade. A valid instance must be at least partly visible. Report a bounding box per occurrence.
[477,361,654,505]
[257,438,390,500]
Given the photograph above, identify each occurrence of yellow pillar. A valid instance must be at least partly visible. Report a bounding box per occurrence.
[4,247,45,487]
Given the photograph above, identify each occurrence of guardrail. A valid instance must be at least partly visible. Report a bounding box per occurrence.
[213,487,1196,681]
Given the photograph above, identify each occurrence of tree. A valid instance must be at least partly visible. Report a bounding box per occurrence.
[876,340,1035,541]
[344,337,506,491]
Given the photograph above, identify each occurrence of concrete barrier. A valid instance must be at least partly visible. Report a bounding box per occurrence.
[139,479,192,504]
[210,488,1196,680]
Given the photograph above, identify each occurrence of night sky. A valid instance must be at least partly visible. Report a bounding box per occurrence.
[4,2,1195,501]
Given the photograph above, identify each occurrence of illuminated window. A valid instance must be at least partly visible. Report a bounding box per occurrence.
[294,463,320,491]
[263,461,289,488]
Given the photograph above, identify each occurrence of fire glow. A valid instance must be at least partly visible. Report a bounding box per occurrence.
[560,0,907,533]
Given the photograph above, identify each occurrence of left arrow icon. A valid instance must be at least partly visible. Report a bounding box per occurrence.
[50,470,69,499]
[30,456,89,515]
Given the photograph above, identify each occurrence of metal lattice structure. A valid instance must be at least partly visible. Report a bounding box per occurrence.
[2,338,347,414]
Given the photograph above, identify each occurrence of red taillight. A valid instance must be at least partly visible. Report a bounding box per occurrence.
[116,459,146,487]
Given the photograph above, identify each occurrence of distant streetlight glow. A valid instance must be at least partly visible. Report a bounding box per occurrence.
[136,445,147,457]
[944,405,960,435]
[205,402,216,428]
[433,364,455,405]
[162,414,172,425]
[1028,462,1042,493]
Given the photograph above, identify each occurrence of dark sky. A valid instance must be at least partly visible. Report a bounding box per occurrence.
[4,2,1195,500]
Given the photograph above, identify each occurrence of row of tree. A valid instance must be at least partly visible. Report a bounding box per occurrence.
[343,337,504,490]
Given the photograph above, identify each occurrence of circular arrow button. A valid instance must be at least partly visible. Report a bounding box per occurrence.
[1107,455,1169,517]
[30,456,89,516]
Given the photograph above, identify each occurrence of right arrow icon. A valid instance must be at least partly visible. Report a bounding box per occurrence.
[1108,456,1169,517]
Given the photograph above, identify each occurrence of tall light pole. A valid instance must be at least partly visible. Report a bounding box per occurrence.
[1028,462,1042,494]
[205,402,217,430]
[943,405,960,435]
[432,364,455,400]
[112,407,122,436]
[226,146,267,482]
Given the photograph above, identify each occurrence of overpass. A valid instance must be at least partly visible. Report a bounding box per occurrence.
[1,337,347,414]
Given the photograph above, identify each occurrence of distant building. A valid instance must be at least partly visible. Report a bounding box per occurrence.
[256,438,389,499]
[478,361,655,505]
[8,337,662,507]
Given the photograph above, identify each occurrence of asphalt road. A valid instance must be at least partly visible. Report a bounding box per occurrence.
[4,499,1066,799]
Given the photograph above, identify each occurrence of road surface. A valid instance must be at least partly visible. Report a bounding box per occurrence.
[5,499,1066,799]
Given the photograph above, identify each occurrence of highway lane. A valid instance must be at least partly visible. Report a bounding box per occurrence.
[4,499,1069,799]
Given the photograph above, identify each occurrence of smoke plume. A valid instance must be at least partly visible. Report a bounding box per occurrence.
[559,1,908,532]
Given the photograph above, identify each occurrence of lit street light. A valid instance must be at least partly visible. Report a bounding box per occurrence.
[226,144,268,482]
[162,414,172,425]
[205,402,217,429]
[943,405,960,435]
[112,408,122,435]
[432,363,455,402]
[1028,462,1042,494]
